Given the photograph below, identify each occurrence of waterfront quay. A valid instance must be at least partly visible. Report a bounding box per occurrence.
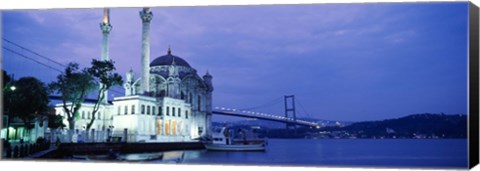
[2,141,204,159]
[55,142,204,155]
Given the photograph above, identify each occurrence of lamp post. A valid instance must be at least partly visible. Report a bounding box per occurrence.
[5,85,16,143]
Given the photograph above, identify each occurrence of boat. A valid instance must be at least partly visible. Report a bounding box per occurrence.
[203,127,267,151]
[71,153,117,161]
[117,152,164,161]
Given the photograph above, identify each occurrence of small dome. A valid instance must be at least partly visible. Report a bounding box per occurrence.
[150,48,191,68]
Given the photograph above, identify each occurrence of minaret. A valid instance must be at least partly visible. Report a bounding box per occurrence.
[140,8,153,95]
[100,8,112,103]
[124,69,135,96]
[203,71,214,136]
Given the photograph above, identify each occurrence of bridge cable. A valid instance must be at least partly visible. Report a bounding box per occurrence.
[296,98,312,119]
[238,96,283,111]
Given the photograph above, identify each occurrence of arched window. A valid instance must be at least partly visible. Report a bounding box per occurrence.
[166,107,170,116]
[181,92,185,100]
[82,111,85,119]
[147,106,151,115]
[186,110,188,119]
[178,108,181,117]
[158,107,162,116]
[88,111,91,119]
[98,112,101,120]
[152,107,156,116]
[124,106,128,115]
[117,106,121,115]
[197,95,201,111]
[141,105,145,114]
[132,105,135,114]
[189,93,193,104]
[172,107,176,116]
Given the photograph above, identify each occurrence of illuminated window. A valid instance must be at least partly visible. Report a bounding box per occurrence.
[165,120,170,135]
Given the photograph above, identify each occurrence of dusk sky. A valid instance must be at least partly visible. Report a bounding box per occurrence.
[2,2,469,122]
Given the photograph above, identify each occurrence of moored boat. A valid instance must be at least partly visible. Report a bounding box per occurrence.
[203,127,267,151]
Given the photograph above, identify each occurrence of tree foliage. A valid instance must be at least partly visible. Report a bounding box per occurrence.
[49,63,96,130]
[48,114,66,130]
[8,77,50,129]
[3,70,13,112]
[85,59,123,130]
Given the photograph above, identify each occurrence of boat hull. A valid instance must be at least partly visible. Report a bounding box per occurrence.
[204,143,266,151]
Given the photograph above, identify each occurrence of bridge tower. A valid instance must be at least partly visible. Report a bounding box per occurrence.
[284,95,297,135]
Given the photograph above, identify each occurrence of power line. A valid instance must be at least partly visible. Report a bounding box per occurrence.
[2,38,67,68]
[3,46,125,96]
[3,46,64,73]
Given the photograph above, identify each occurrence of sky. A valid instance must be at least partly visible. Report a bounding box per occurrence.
[1,2,469,122]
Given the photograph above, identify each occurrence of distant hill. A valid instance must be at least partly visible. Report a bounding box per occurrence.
[213,113,467,139]
[320,113,467,138]
[212,117,352,129]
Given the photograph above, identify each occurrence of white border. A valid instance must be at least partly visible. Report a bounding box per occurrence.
[0,0,478,171]
[0,0,473,10]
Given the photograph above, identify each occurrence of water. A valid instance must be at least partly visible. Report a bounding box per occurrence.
[175,139,467,169]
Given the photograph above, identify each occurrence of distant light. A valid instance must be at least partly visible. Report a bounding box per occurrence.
[10,86,16,91]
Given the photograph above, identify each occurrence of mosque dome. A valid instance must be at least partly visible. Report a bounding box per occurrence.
[150,48,191,68]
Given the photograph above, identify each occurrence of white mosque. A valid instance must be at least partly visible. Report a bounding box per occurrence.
[54,8,213,142]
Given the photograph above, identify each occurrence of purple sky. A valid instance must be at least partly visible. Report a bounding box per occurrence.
[2,2,469,122]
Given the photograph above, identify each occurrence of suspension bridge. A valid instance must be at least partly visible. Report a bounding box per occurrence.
[212,95,319,127]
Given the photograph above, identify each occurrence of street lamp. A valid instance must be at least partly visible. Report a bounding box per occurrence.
[5,85,16,143]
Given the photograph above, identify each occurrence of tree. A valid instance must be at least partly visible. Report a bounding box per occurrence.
[47,114,66,130]
[2,69,12,89]
[3,70,14,141]
[9,77,50,129]
[49,63,96,130]
[85,59,123,130]
[3,70,13,110]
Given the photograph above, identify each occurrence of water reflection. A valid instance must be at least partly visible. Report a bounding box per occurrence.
[64,139,467,168]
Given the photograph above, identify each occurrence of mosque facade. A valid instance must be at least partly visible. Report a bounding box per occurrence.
[54,8,213,142]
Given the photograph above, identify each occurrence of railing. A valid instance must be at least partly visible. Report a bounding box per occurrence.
[45,129,114,143]
[2,141,51,159]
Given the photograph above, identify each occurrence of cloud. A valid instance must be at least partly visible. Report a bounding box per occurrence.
[384,30,417,43]
[2,3,469,121]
